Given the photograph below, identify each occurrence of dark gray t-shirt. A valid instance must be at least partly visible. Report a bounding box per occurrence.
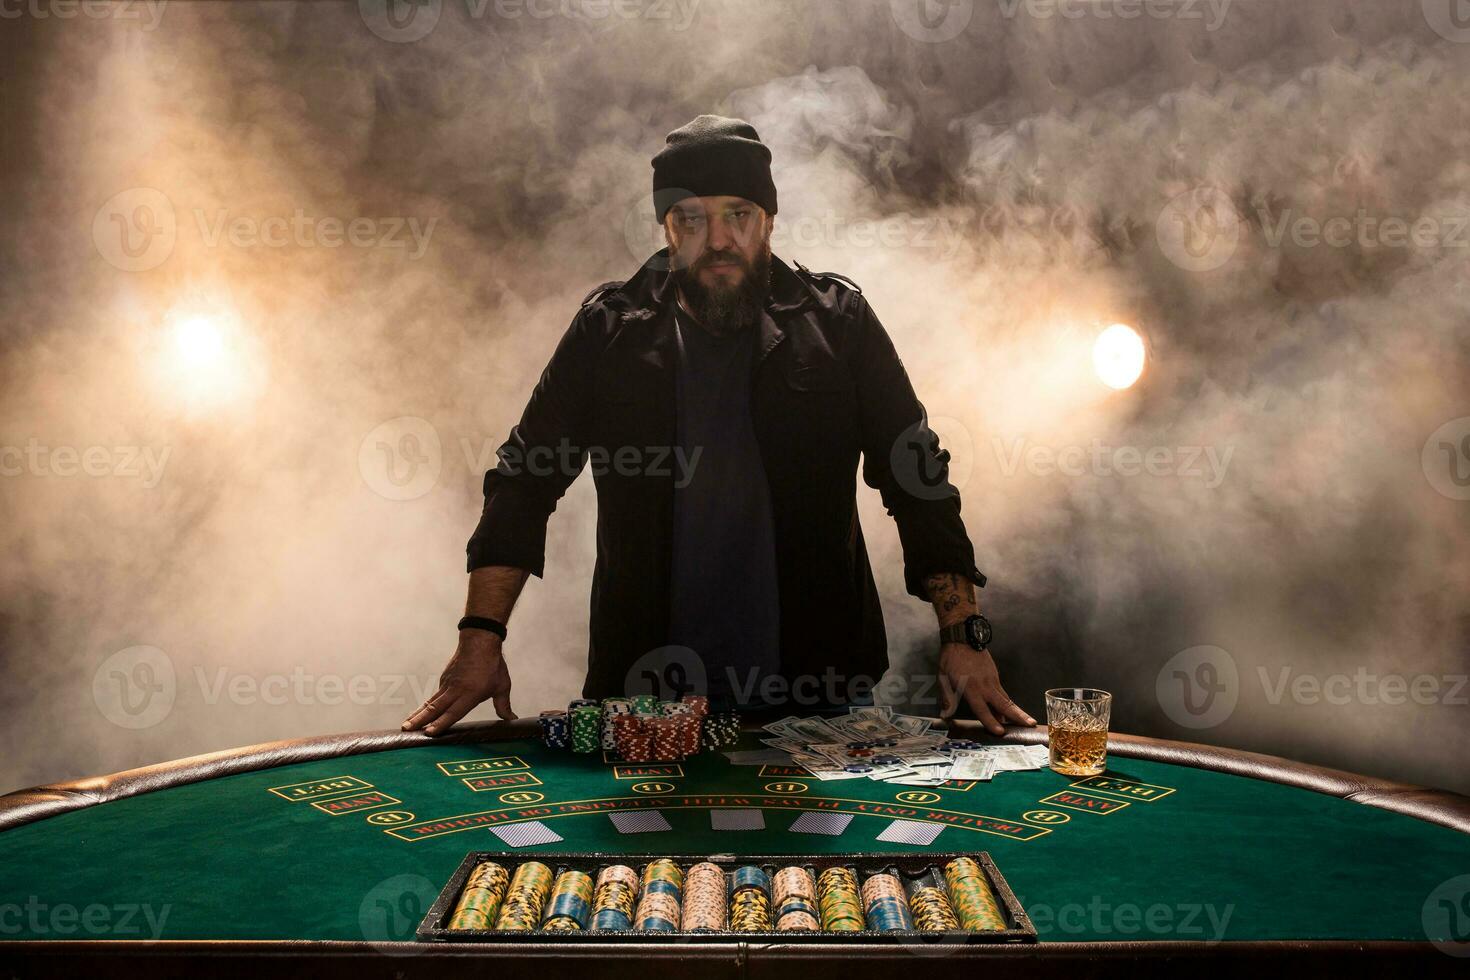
[667,308,781,706]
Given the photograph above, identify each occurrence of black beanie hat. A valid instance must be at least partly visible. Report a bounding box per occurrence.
[651,114,778,224]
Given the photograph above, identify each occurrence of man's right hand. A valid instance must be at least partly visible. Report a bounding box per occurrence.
[401,629,517,736]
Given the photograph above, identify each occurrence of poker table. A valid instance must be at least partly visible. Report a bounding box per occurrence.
[2,718,1468,977]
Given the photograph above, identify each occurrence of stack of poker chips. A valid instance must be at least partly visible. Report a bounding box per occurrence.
[600,697,634,750]
[700,710,741,751]
[612,714,654,762]
[771,866,819,931]
[633,859,684,932]
[589,864,640,931]
[541,870,594,931]
[942,857,1006,931]
[908,881,961,932]
[860,871,914,931]
[446,860,509,930]
[493,860,554,931]
[569,703,602,754]
[727,865,772,932]
[538,710,569,749]
[815,866,864,932]
[679,862,728,932]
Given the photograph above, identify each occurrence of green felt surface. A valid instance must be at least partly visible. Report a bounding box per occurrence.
[0,736,1465,944]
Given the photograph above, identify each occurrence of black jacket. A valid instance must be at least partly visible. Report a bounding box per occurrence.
[467,248,985,701]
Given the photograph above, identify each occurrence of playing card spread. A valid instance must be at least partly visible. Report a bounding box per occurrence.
[608,811,673,834]
[875,819,947,846]
[710,808,766,831]
[788,812,854,836]
[489,821,563,848]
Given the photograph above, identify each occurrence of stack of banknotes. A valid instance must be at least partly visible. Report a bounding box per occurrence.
[723,705,1050,786]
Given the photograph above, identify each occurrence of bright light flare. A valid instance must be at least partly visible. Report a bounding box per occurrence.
[1093,323,1146,390]
[172,315,227,372]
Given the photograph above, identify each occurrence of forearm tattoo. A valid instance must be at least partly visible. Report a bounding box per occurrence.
[925,572,976,628]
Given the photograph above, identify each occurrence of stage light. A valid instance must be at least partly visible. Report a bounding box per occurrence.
[1093,322,1145,390]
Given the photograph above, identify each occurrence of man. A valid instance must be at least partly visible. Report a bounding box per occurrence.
[403,114,1035,737]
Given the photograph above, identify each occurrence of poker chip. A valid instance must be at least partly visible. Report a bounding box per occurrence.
[541,870,593,931]
[909,885,961,932]
[447,860,509,930]
[589,864,639,932]
[845,748,874,759]
[728,868,771,933]
[843,764,874,774]
[634,860,684,931]
[570,704,602,754]
[870,755,902,766]
[845,741,874,750]
[816,867,864,932]
[947,739,981,750]
[680,862,727,932]
[860,872,914,931]
[538,710,569,750]
[943,857,1006,931]
[494,861,554,931]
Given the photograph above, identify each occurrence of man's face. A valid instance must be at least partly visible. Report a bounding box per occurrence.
[665,195,773,334]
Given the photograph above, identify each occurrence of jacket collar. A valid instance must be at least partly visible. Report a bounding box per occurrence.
[609,247,825,319]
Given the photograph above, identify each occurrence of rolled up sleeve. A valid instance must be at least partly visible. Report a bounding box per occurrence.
[466,309,596,575]
[850,293,986,600]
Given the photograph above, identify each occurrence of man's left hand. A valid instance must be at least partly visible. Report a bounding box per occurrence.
[938,643,1037,736]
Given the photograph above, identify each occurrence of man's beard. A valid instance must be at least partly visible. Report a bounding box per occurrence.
[672,243,772,336]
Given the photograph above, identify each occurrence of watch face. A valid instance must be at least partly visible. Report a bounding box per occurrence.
[968,615,992,649]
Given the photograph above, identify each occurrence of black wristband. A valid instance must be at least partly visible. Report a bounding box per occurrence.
[457,615,507,639]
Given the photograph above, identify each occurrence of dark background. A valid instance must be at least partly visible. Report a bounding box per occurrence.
[0,0,1466,794]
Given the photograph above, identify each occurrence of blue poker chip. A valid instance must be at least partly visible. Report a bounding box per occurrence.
[844,763,875,773]
[868,738,898,747]
[846,740,874,749]
[947,739,981,750]
[871,755,902,766]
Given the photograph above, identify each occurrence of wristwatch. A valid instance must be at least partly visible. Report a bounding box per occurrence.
[939,613,992,651]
